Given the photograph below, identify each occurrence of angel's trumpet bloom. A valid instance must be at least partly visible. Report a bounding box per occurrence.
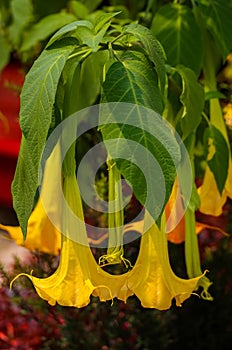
[127,213,204,309]
[11,174,133,307]
[0,143,61,255]
[198,161,232,216]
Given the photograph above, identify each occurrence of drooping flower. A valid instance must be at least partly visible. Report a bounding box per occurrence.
[11,174,133,308]
[0,143,61,255]
[199,35,232,216]
[127,212,204,309]
[198,161,232,216]
[0,198,61,255]
[161,179,213,300]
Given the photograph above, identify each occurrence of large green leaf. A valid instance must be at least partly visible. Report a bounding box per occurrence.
[20,12,76,52]
[103,51,163,113]
[198,0,232,59]
[204,125,229,194]
[124,22,166,95]
[101,52,180,221]
[151,4,203,76]
[176,65,205,139]
[12,39,77,235]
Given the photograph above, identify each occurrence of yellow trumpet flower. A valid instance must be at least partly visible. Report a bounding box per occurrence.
[198,161,232,216]
[11,175,133,308]
[128,212,204,309]
[0,143,62,255]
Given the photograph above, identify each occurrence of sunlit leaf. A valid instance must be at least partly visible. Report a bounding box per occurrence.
[198,0,232,59]
[151,3,203,76]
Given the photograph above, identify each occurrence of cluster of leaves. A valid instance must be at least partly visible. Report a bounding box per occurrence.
[1,231,232,350]
[0,0,154,71]
[9,0,232,238]
[0,0,103,70]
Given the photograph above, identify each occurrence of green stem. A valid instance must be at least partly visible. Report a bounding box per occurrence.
[185,207,202,278]
[107,158,123,251]
[184,206,213,300]
[68,48,92,61]
[99,159,132,268]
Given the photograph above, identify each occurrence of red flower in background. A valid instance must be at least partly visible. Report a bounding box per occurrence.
[0,62,24,207]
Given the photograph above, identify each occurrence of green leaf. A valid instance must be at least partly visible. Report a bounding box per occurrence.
[12,39,76,235]
[99,105,181,223]
[151,4,203,76]
[198,0,232,60]
[103,51,163,114]
[101,51,180,221]
[204,125,229,194]
[8,0,33,47]
[176,65,205,139]
[92,11,121,33]
[124,22,166,95]
[47,20,93,46]
[11,137,37,238]
[75,21,111,51]
[20,12,77,52]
